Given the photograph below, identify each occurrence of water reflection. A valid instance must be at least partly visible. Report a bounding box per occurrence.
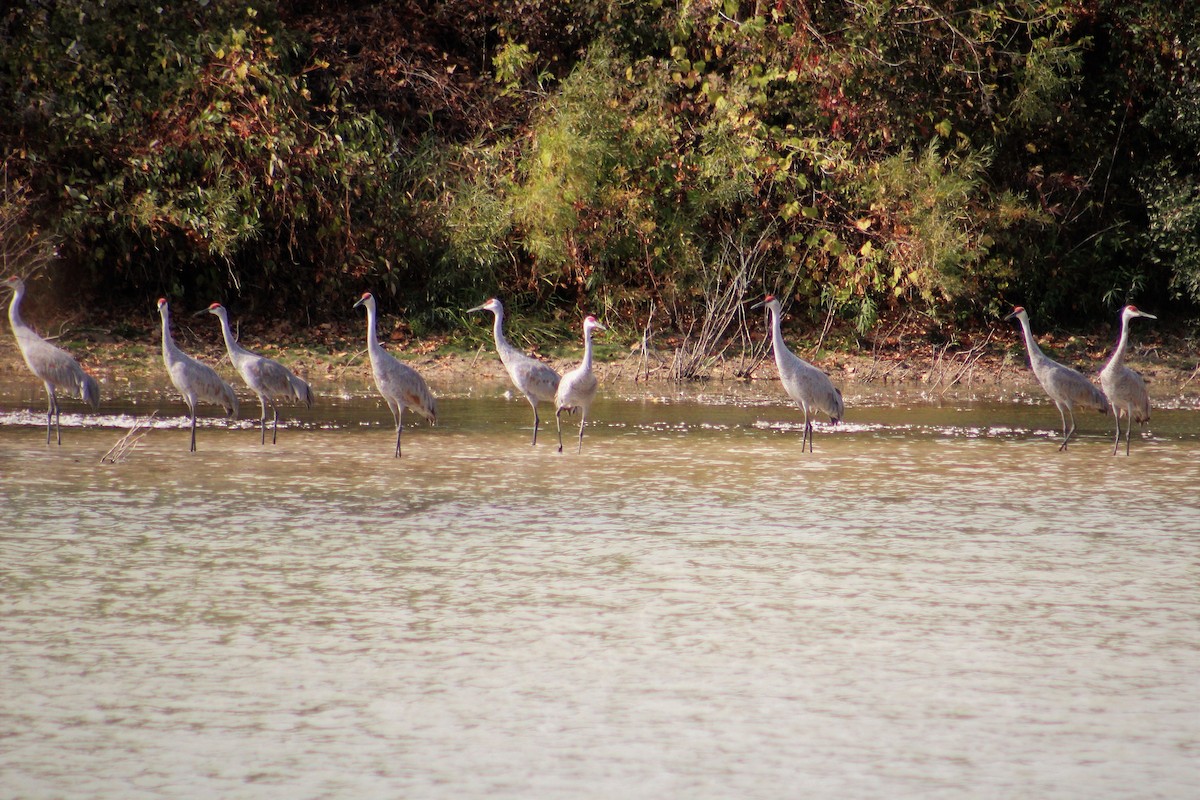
[2,386,1199,798]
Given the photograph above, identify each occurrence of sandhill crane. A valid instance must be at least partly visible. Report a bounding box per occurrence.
[1005,306,1109,451]
[201,303,314,444]
[2,275,100,444]
[354,292,436,457]
[752,294,843,452]
[157,298,238,452]
[1100,304,1156,456]
[555,315,606,453]
[468,298,560,445]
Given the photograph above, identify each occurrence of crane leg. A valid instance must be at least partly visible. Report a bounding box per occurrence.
[1058,406,1073,452]
[556,408,564,453]
[530,402,540,446]
[1125,415,1133,456]
[44,387,57,445]
[189,409,198,452]
[259,395,269,445]
[272,407,279,445]
[1111,411,1122,456]
[577,412,586,454]
[394,406,404,458]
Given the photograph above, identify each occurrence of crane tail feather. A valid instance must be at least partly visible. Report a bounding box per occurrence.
[293,376,315,408]
[81,374,100,409]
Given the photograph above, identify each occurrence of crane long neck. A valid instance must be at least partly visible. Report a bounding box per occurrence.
[6,283,25,333]
[769,307,790,363]
[1106,315,1131,370]
[490,308,519,362]
[581,328,595,371]
[364,302,381,356]
[215,312,245,357]
[1017,316,1048,363]
[160,308,177,358]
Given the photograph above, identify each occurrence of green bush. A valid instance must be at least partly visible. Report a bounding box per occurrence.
[1,0,403,313]
[1,0,1196,332]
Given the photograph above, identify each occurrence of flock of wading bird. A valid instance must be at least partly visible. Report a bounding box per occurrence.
[2,275,1161,457]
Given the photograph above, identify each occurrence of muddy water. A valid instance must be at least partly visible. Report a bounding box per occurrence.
[2,382,1198,799]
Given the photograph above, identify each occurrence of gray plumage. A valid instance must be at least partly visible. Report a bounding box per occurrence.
[752,294,844,452]
[1100,304,1156,456]
[354,292,436,458]
[1005,306,1109,451]
[3,275,100,444]
[468,297,561,445]
[555,315,605,453]
[203,303,314,444]
[157,298,238,452]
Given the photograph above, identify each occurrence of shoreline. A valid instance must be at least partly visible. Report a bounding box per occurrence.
[3,329,1198,407]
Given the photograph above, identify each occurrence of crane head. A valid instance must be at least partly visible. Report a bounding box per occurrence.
[467,298,501,314]
[749,294,780,312]
[156,297,168,312]
[1,275,22,292]
[583,314,606,333]
[1124,304,1157,321]
[1003,306,1027,321]
[353,292,374,311]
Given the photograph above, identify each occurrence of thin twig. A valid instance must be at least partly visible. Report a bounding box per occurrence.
[100,411,158,464]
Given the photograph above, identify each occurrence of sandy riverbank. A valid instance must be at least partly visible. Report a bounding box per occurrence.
[2,321,1198,406]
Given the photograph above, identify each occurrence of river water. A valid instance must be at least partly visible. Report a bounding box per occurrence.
[2,380,1198,799]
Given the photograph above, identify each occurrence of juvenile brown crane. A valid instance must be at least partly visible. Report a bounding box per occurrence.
[2,276,100,444]
[468,298,560,445]
[202,303,314,444]
[1100,304,1156,456]
[752,294,843,452]
[158,298,238,452]
[1005,306,1109,451]
[555,315,606,454]
[354,292,436,458]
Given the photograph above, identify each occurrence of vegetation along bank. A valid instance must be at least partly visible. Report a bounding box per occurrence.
[2,1,1199,370]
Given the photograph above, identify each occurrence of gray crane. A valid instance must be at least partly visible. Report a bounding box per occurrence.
[752,294,844,452]
[555,314,606,453]
[2,275,100,444]
[1100,304,1156,456]
[157,298,238,452]
[1005,306,1109,451]
[354,292,437,457]
[468,297,561,445]
[201,303,314,444]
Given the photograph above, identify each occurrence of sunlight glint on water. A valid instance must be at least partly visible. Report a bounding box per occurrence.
[2,392,1198,799]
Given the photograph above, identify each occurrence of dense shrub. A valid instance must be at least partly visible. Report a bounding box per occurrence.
[0,0,1196,331]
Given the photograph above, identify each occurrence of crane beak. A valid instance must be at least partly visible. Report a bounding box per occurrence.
[1139,311,1158,320]
[1003,310,1018,321]
[749,299,766,311]
[466,304,487,313]
[353,297,366,310]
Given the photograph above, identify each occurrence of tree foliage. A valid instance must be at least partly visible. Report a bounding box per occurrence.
[1,0,1197,330]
